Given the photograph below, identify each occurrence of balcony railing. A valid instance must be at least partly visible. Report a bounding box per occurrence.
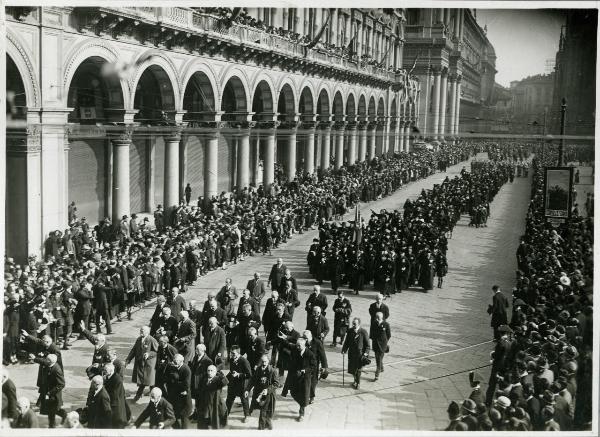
[116,7,395,82]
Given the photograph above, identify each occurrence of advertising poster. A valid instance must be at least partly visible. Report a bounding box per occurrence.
[544,167,573,224]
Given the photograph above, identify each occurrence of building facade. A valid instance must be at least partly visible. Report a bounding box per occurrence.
[552,9,597,136]
[402,8,496,138]
[508,73,554,133]
[6,7,426,262]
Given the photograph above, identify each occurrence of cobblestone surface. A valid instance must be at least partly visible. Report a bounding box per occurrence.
[9,154,533,430]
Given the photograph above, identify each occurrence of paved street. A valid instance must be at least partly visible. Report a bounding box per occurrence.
[10,154,533,430]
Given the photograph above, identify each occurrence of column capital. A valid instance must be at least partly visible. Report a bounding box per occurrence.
[298,120,317,130]
[333,121,347,131]
[440,67,449,77]
[431,66,442,76]
[317,120,333,130]
[357,120,369,130]
[278,120,301,132]
[227,120,257,131]
[108,123,136,145]
[163,123,187,142]
[456,74,462,84]
[448,73,457,83]
[255,120,281,130]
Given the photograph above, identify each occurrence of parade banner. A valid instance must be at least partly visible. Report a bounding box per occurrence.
[543,167,573,224]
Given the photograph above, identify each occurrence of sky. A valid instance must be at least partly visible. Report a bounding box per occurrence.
[475,9,566,87]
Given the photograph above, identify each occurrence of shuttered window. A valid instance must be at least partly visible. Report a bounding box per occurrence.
[68,139,106,223]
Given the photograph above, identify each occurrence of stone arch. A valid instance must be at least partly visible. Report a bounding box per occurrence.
[180,60,220,113]
[276,78,298,112]
[377,97,385,116]
[133,64,177,123]
[298,86,315,115]
[368,96,376,116]
[390,97,398,117]
[332,91,344,121]
[130,50,181,111]
[251,79,275,118]
[346,93,356,117]
[277,83,295,118]
[358,95,367,116]
[316,88,331,116]
[6,31,40,108]
[221,75,249,114]
[67,56,127,123]
[63,39,129,109]
[182,71,218,121]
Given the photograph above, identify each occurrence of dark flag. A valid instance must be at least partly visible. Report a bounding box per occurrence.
[304,9,332,50]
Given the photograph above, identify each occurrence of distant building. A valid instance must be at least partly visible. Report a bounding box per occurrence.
[509,73,554,133]
[552,10,597,136]
[403,8,496,138]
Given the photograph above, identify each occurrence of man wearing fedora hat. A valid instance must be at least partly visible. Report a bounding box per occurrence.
[460,399,478,430]
[487,285,509,341]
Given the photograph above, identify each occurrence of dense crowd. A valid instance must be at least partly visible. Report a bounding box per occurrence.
[308,149,515,296]
[2,143,475,428]
[445,146,594,431]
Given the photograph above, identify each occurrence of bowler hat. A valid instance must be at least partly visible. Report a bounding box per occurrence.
[447,401,461,420]
[462,399,477,414]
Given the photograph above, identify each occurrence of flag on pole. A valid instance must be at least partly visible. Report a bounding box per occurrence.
[305,9,332,50]
[353,205,362,245]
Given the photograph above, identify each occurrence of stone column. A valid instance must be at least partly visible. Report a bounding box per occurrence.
[303,122,316,174]
[344,13,351,45]
[430,68,441,139]
[397,120,405,152]
[448,74,457,136]
[236,129,251,189]
[111,126,134,224]
[404,123,411,152]
[346,118,357,165]
[262,128,276,188]
[163,127,182,218]
[392,118,401,154]
[285,122,298,181]
[334,122,346,169]
[455,76,462,135]
[39,109,72,241]
[204,128,219,207]
[439,68,448,139]
[357,121,368,162]
[383,117,391,155]
[367,121,377,160]
[319,121,332,171]
[330,9,338,45]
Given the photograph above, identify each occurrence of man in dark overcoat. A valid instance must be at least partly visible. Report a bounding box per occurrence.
[370,311,391,380]
[166,354,193,429]
[332,290,352,347]
[289,338,316,421]
[35,354,65,428]
[247,354,279,430]
[103,363,128,429]
[488,284,509,340]
[125,325,159,402]
[196,365,229,429]
[342,317,370,389]
[134,387,175,429]
[225,346,252,422]
[85,375,112,428]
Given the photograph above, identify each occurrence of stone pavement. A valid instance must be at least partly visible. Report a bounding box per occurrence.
[9,153,533,430]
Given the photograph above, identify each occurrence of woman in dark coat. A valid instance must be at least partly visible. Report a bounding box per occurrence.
[341,318,370,389]
[196,366,228,429]
[350,251,366,294]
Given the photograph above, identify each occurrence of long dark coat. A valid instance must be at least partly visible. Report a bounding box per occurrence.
[166,363,193,418]
[341,327,370,374]
[126,335,159,386]
[104,372,128,428]
[289,347,316,408]
[36,361,64,416]
[86,386,112,428]
[196,373,229,429]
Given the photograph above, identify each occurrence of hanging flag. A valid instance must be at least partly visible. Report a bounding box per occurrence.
[304,9,332,50]
[221,7,242,29]
[346,28,358,59]
[353,205,362,245]
[378,42,393,68]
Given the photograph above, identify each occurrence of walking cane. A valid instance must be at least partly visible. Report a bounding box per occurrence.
[342,353,345,387]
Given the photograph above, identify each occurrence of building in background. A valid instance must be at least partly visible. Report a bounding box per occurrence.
[552,9,597,136]
[402,8,496,139]
[5,7,421,262]
[508,73,554,134]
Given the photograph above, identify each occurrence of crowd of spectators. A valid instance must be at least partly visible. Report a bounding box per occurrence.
[3,143,471,367]
[445,146,594,431]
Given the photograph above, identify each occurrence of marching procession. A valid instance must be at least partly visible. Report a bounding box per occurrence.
[2,141,594,431]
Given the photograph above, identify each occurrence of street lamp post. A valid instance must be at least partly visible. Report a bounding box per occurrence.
[558,97,567,166]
